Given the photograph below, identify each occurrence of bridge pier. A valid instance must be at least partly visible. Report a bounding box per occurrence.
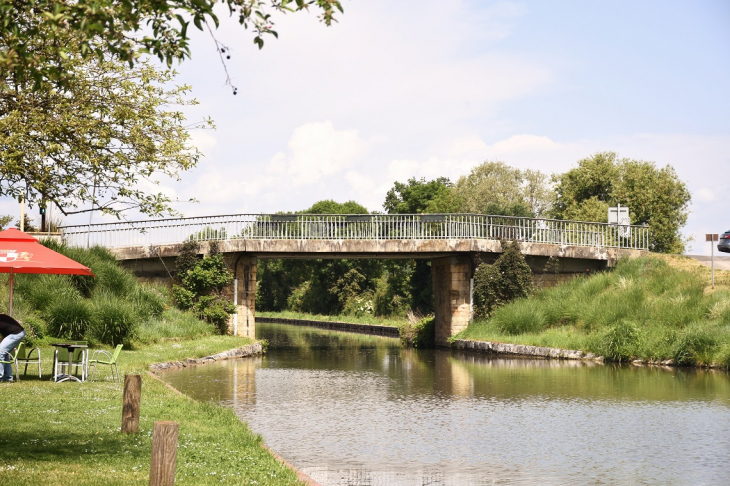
[232,255,257,339]
[432,255,473,347]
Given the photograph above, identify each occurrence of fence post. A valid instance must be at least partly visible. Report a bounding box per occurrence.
[122,374,142,434]
[150,421,179,486]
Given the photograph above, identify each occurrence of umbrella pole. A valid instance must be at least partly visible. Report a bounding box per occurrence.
[8,268,13,317]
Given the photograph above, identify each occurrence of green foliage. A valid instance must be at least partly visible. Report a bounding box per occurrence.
[552,152,691,253]
[1,40,203,218]
[89,293,138,346]
[176,240,202,277]
[398,315,435,348]
[1,0,343,89]
[45,298,93,340]
[0,214,13,230]
[473,240,535,320]
[173,242,235,334]
[129,285,168,321]
[12,242,191,345]
[384,177,453,214]
[593,320,643,361]
[302,199,369,214]
[342,291,375,317]
[673,326,717,366]
[461,255,730,367]
[453,161,553,217]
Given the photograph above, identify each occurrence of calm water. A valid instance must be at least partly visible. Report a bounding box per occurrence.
[160,323,730,485]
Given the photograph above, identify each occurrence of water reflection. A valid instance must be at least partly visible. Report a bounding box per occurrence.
[160,322,730,486]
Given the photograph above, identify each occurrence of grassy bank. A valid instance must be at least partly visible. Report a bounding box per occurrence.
[257,310,407,327]
[0,242,304,484]
[0,336,304,485]
[457,255,730,368]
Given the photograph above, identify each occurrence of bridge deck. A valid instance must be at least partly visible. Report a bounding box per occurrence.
[61,213,650,252]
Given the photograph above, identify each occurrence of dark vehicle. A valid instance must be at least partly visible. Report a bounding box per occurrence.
[719,230,730,253]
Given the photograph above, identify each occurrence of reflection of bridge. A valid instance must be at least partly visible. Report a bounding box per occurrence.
[61,213,649,346]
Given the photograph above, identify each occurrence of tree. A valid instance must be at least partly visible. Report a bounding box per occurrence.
[553,152,691,253]
[452,161,553,217]
[0,37,205,218]
[472,240,534,319]
[173,241,235,334]
[1,0,343,89]
[384,177,456,214]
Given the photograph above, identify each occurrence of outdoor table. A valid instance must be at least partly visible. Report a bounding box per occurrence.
[51,343,88,383]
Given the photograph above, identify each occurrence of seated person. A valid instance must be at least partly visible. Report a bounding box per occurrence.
[0,313,25,382]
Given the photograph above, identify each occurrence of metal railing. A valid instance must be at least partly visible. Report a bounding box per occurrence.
[60,213,650,250]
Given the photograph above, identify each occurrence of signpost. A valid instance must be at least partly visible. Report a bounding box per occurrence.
[608,204,631,238]
[706,233,719,289]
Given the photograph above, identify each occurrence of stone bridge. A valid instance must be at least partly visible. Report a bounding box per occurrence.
[61,213,649,346]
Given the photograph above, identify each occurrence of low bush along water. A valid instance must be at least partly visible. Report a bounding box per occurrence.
[462,256,730,368]
[3,241,216,347]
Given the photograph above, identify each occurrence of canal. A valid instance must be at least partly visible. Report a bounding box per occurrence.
[160,322,730,485]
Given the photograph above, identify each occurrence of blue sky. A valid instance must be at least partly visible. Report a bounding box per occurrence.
[3,1,728,254]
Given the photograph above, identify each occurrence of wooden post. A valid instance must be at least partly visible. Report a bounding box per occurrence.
[121,374,141,434]
[149,421,179,486]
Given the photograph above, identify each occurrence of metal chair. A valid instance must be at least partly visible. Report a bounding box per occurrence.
[15,342,41,378]
[0,346,20,381]
[89,344,123,382]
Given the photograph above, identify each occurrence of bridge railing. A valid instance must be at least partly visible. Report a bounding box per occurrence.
[59,213,650,250]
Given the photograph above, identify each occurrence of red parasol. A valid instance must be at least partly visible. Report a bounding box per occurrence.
[0,228,94,316]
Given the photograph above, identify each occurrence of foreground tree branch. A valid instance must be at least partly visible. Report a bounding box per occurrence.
[0,33,210,218]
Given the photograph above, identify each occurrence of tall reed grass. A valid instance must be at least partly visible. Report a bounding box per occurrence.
[460,256,730,368]
[4,242,215,346]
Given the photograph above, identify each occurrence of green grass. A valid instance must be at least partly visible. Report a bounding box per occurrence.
[457,255,730,368]
[0,336,304,485]
[258,309,407,327]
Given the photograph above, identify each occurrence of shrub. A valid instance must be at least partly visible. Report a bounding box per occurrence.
[176,239,201,277]
[473,240,534,318]
[96,260,137,297]
[398,311,435,348]
[16,314,45,347]
[195,295,236,335]
[673,326,717,366]
[173,242,235,334]
[131,285,168,320]
[90,293,138,345]
[45,298,93,340]
[16,274,79,313]
[592,320,642,361]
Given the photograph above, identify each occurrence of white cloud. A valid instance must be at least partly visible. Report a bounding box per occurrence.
[281,121,367,186]
[189,130,218,154]
[696,188,716,203]
[491,134,564,153]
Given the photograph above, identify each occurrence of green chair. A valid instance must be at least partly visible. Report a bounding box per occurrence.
[89,344,123,382]
[0,346,20,381]
[15,342,41,378]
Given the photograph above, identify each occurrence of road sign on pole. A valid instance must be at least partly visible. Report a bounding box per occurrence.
[706,234,718,289]
[608,205,630,238]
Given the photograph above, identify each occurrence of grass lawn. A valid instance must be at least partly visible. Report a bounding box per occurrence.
[0,337,304,485]
[257,310,407,327]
